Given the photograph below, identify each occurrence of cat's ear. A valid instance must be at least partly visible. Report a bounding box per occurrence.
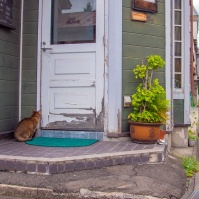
[38,110,41,114]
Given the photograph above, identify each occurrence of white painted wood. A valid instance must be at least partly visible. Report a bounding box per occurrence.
[183,0,190,124]
[19,0,24,121]
[40,0,105,129]
[49,88,95,110]
[48,115,88,123]
[165,0,173,131]
[49,53,95,78]
[172,0,190,124]
[104,0,122,134]
[49,80,95,88]
[37,0,42,113]
[95,0,105,120]
[104,0,109,134]
[172,0,183,98]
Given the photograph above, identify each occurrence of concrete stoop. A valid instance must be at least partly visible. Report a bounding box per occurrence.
[0,184,166,199]
[0,147,166,175]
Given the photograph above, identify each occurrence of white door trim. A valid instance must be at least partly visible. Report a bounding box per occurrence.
[183,0,190,124]
[37,0,122,133]
[165,0,172,131]
[104,0,122,134]
[37,0,42,112]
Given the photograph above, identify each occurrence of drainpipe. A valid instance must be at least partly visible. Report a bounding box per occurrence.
[19,0,24,121]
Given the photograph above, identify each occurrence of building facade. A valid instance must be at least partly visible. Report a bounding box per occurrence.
[0,0,194,147]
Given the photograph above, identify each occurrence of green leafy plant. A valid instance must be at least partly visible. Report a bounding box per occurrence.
[181,156,198,177]
[128,55,170,123]
[188,130,197,140]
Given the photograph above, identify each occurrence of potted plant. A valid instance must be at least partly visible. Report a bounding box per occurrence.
[128,55,170,143]
[188,130,197,147]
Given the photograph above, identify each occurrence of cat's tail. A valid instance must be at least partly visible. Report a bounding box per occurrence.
[14,130,31,142]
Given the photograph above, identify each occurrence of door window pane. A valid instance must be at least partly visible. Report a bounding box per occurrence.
[175,74,182,88]
[175,11,181,25]
[51,0,96,44]
[175,42,181,56]
[175,58,181,72]
[175,26,181,40]
[175,0,181,9]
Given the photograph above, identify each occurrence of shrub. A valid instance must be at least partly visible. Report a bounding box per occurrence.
[128,55,170,123]
[188,130,197,140]
[181,156,198,177]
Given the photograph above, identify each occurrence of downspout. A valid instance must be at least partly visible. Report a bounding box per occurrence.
[19,0,24,121]
[190,0,194,96]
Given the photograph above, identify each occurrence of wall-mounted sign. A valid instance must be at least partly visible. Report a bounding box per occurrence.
[132,0,158,13]
[0,0,15,29]
[131,11,147,22]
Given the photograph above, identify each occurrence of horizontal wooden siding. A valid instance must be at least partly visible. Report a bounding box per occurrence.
[21,0,39,118]
[0,0,20,133]
[122,0,166,132]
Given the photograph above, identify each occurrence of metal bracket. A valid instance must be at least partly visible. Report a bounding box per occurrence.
[41,47,52,52]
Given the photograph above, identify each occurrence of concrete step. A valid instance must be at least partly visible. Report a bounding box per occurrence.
[0,138,167,175]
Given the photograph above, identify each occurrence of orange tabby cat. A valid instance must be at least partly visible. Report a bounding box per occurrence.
[14,110,41,142]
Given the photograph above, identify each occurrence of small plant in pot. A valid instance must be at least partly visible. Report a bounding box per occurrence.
[128,55,170,143]
[188,130,197,147]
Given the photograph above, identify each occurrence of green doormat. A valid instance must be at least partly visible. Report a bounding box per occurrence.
[26,137,99,147]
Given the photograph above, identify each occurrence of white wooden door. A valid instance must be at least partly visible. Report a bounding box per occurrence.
[40,0,104,130]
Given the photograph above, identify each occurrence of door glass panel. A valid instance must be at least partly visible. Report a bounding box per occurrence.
[175,74,182,88]
[175,26,181,40]
[175,42,181,56]
[175,11,181,25]
[51,0,96,44]
[175,0,181,9]
[175,58,181,72]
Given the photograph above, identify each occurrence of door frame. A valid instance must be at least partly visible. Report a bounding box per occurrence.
[37,0,122,134]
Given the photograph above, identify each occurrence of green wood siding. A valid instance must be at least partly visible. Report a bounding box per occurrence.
[122,0,166,132]
[21,0,38,118]
[0,0,20,133]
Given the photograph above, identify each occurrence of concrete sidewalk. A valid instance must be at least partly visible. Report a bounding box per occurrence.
[185,139,199,199]
[171,139,199,199]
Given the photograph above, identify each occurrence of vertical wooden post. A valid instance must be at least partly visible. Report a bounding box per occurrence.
[190,0,194,97]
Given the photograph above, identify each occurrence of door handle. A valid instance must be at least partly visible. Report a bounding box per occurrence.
[41,47,52,52]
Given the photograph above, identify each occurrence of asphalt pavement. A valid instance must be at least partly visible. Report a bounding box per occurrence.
[0,197,33,199]
[0,154,186,199]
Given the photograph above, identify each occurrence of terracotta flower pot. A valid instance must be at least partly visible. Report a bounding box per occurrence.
[188,139,196,147]
[159,129,166,140]
[129,121,161,144]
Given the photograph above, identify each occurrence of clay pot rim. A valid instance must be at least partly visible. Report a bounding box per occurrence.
[128,120,162,126]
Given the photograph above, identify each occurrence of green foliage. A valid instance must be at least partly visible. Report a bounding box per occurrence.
[128,55,169,123]
[84,2,93,12]
[188,130,197,140]
[181,156,198,177]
